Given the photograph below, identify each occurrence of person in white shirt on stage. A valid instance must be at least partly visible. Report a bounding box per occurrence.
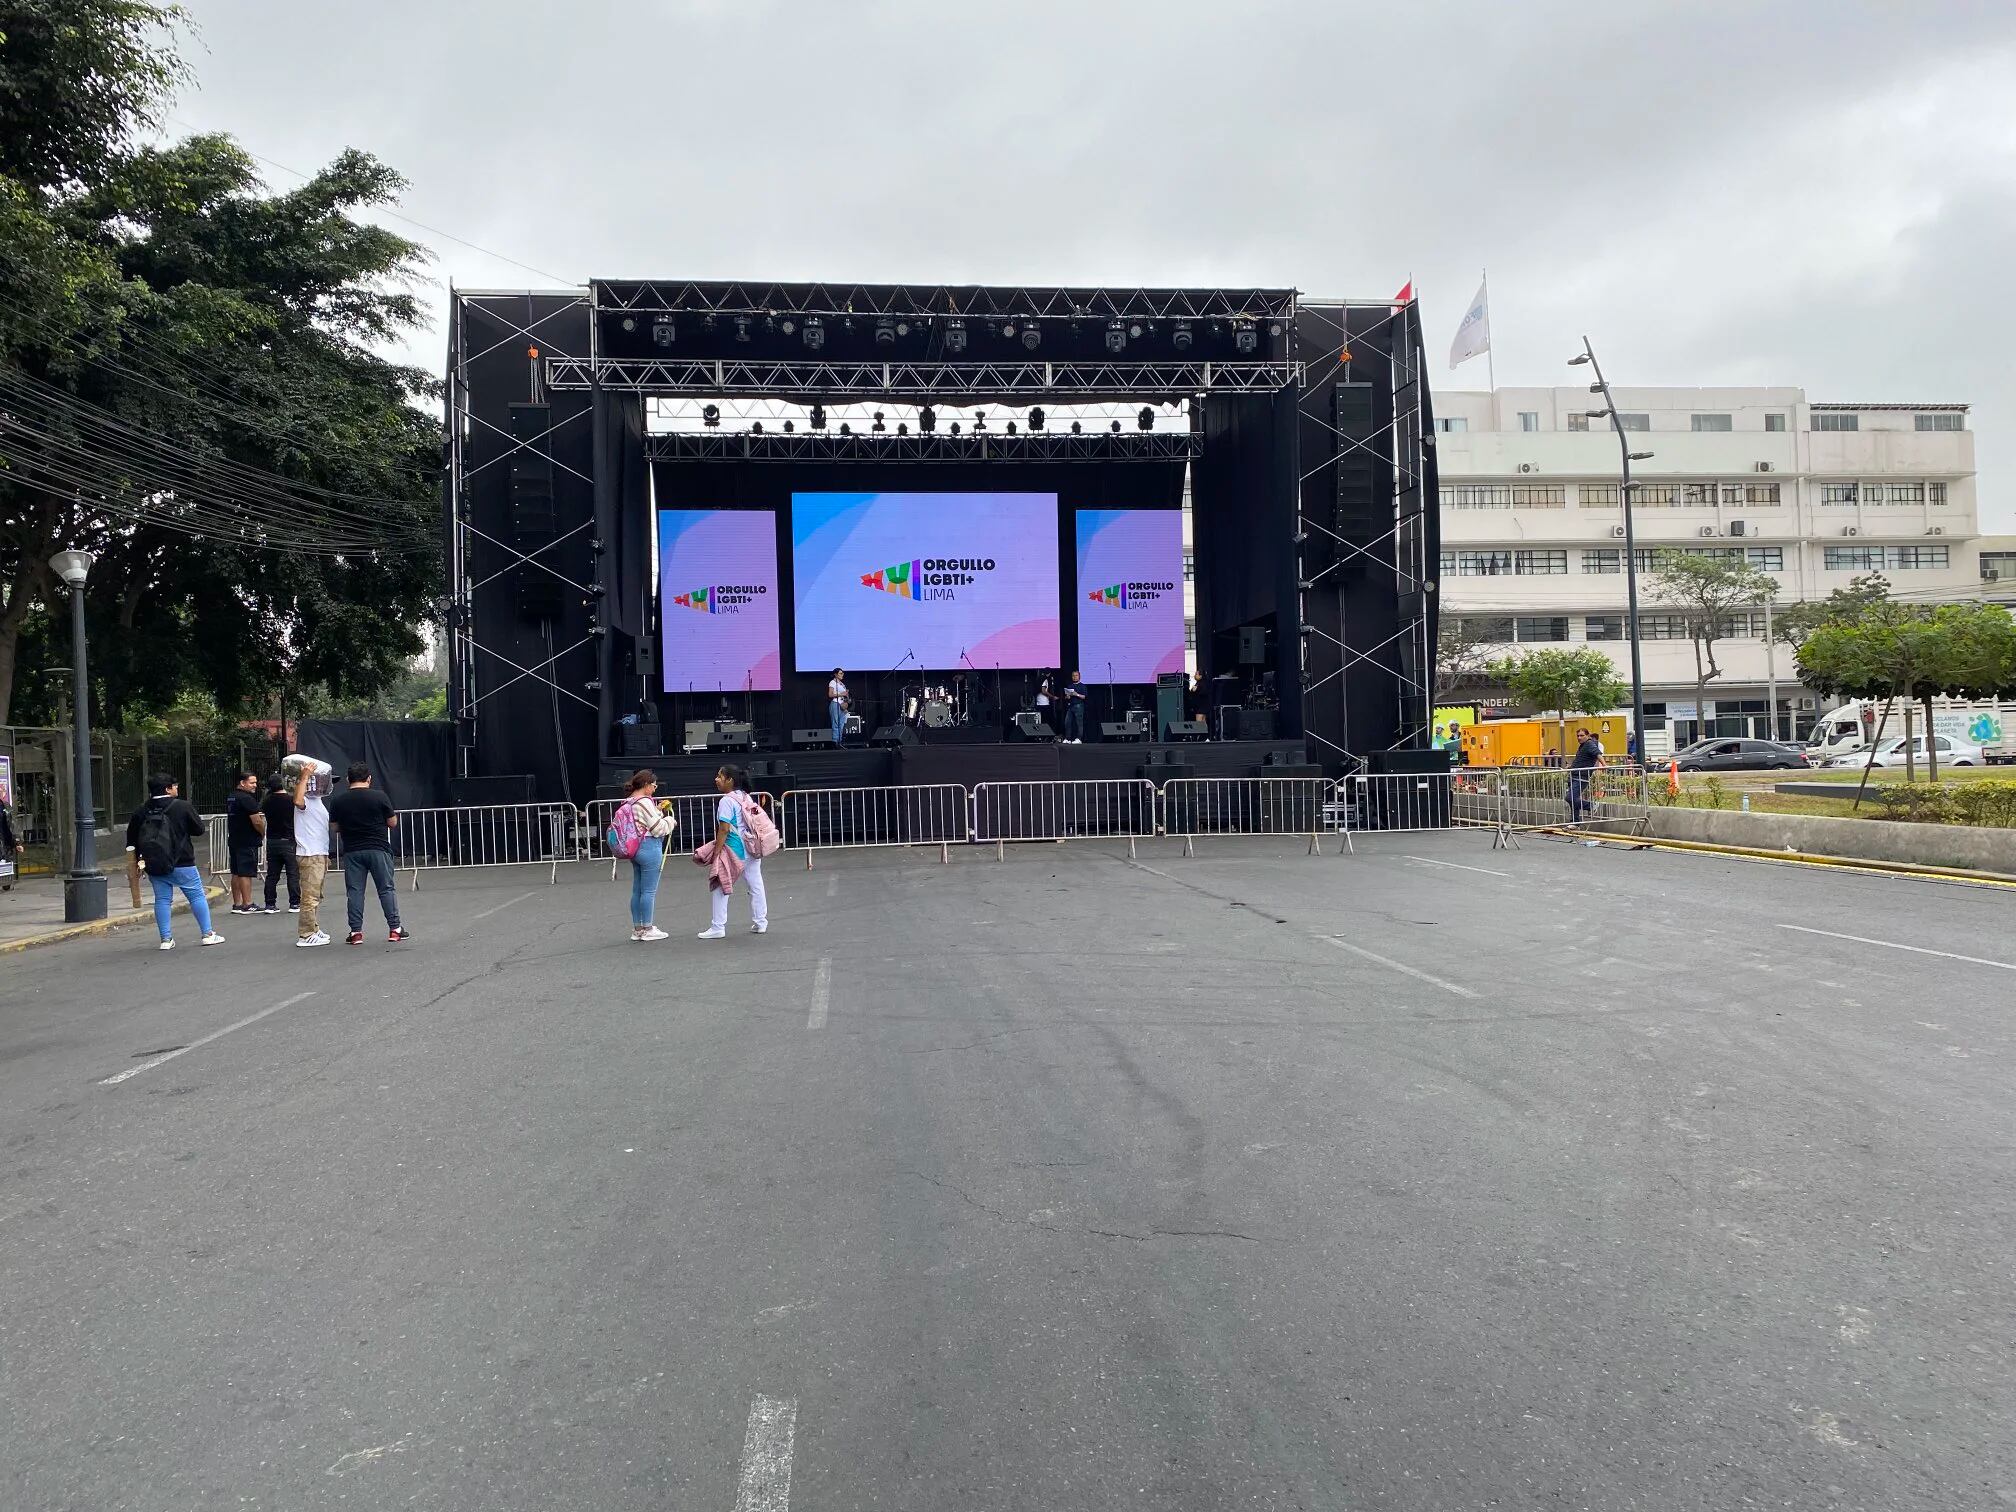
[828,668,849,747]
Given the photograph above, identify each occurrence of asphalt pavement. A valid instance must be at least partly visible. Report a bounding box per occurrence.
[1,835,2011,1510]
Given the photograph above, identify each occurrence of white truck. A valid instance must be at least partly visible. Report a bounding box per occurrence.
[1805,697,2015,766]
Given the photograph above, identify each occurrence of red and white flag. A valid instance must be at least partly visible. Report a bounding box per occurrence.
[1392,279,1414,306]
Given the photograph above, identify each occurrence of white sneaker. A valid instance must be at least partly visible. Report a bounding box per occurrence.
[696,926,726,940]
[200,932,225,947]
[638,926,668,942]
[158,938,175,952]
[750,921,767,934]
[296,931,329,948]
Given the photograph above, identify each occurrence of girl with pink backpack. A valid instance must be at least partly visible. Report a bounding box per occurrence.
[696,764,780,938]
[611,769,677,941]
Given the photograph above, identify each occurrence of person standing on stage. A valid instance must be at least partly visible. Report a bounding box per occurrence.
[1063,670,1088,744]
[828,668,849,747]
[620,768,677,942]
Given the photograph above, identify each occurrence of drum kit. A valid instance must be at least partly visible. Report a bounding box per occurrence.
[901,675,972,730]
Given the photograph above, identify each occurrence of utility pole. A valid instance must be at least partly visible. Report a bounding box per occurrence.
[1570,339,1652,761]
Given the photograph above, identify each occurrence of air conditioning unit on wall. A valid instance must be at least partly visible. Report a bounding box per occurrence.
[1698,525,1717,537]
[1755,461,1775,473]
[1926,526,1945,536]
[1842,526,1860,536]
[1609,525,1627,538]
[1517,462,1538,473]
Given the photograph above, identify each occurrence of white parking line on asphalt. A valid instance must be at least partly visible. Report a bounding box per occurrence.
[470,890,539,921]
[1404,855,1512,877]
[1318,937,1479,998]
[732,1394,798,1511]
[1778,924,2016,972]
[98,992,317,1086]
[808,958,831,1031]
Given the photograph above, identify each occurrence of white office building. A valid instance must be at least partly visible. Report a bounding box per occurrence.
[1433,388,1982,745]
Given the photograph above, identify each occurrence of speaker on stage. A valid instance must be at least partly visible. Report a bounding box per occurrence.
[1165,719,1208,742]
[1099,722,1144,743]
[790,728,836,749]
[1010,711,1055,742]
[1238,708,1276,742]
[1238,626,1267,664]
[1156,673,1188,742]
[871,724,918,747]
[616,722,661,758]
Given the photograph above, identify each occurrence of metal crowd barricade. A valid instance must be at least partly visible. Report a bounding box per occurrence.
[1336,769,1510,854]
[971,779,1157,859]
[204,814,231,877]
[1159,777,1326,856]
[583,792,778,878]
[393,803,579,886]
[779,784,970,867]
[1498,762,1650,838]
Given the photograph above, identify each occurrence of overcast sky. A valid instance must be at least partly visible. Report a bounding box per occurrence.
[168,0,2016,528]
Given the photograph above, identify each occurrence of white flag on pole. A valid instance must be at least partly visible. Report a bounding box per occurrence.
[1449,279,1491,369]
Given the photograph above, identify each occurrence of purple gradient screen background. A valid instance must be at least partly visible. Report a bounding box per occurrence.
[1075,510,1185,682]
[656,509,782,692]
[792,492,1061,671]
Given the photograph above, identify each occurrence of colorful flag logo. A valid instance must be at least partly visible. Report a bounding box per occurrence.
[1087,583,1129,608]
[671,587,713,613]
[860,560,920,600]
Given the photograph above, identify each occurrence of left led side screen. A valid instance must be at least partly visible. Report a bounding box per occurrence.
[656,510,782,693]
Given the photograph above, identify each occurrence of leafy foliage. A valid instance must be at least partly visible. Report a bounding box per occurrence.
[1644,550,1777,738]
[1485,647,1630,746]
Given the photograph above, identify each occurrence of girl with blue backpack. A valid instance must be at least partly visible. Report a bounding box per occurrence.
[610,769,676,941]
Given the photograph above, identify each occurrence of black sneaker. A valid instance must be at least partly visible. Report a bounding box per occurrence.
[261,905,280,915]
[388,927,410,943]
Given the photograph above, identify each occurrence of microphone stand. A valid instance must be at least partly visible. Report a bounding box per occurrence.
[960,648,981,727]
[887,649,918,735]
[1106,661,1115,733]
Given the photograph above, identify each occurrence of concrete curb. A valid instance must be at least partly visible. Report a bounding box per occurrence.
[0,884,230,955]
[1576,831,2016,890]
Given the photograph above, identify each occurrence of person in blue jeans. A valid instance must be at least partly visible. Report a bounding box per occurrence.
[828,668,849,746]
[125,775,224,951]
[619,768,677,941]
[325,762,409,944]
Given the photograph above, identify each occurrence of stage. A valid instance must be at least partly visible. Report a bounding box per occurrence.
[595,738,1311,799]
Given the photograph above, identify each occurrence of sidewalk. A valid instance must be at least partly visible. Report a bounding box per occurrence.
[0,873,226,954]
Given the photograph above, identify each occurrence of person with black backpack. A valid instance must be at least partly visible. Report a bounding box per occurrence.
[125,774,223,951]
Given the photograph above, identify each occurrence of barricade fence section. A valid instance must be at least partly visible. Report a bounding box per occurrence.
[780,784,971,867]
[1337,770,1505,852]
[1500,763,1650,836]
[971,779,1158,858]
[584,792,779,877]
[1160,777,1325,855]
[393,803,580,885]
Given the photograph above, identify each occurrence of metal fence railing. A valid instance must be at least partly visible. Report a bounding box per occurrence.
[583,792,779,877]
[1499,763,1650,836]
[393,803,580,885]
[1160,777,1326,856]
[779,784,970,867]
[971,779,1158,858]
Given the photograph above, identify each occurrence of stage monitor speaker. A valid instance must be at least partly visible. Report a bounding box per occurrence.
[790,728,836,748]
[1099,722,1144,743]
[706,725,755,752]
[1156,674,1187,742]
[508,402,556,541]
[616,722,661,758]
[1166,719,1208,742]
[1238,708,1277,742]
[1237,626,1267,664]
[1011,712,1055,742]
[1368,747,1453,775]
[871,723,919,747]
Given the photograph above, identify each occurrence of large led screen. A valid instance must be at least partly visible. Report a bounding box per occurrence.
[792,492,1061,671]
[656,509,782,693]
[1075,510,1185,682]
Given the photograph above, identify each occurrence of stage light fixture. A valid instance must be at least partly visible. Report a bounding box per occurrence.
[839,422,852,436]
[1005,421,1018,436]
[1137,407,1154,431]
[1171,320,1193,352]
[783,420,795,433]
[652,316,676,348]
[1110,420,1122,433]
[809,403,827,430]
[875,317,897,346]
[872,411,887,432]
[802,317,824,351]
[733,316,752,343]
[918,405,937,433]
[950,421,962,436]
[1105,320,1127,353]
[702,314,717,334]
[1021,324,1041,351]
[1028,406,1045,431]
[1233,320,1257,354]
[1001,321,1016,339]
[702,404,721,428]
[896,320,910,337]
[750,421,763,434]
[1070,420,1083,434]
[944,319,968,354]
[896,422,909,436]
[772,316,785,334]
[620,316,637,333]
[1269,321,1284,337]
[973,409,987,432]
[1128,323,1143,340]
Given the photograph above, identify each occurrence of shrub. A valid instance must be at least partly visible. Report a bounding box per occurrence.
[1947,779,2016,829]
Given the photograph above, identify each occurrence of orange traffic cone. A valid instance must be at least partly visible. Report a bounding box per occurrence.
[1667,758,1681,796]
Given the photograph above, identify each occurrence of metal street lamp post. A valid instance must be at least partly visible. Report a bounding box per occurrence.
[1569,341,1653,761]
[50,549,107,922]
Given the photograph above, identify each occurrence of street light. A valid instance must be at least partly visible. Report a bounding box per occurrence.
[1570,339,1649,762]
[49,548,107,922]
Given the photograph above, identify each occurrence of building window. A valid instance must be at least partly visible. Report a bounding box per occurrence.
[1637,613,1693,640]
[1690,413,1733,432]
[1436,417,1468,434]
[1454,550,1513,576]
[1745,547,1784,571]
[1518,411,1540,432]
[1821,483,1860,505]
[1723,482,1781,505]
[1438,551,1455,575]
[1584,614,1624,641]
[1514,549,1569,575]
[1764,413,1787,432]
[1183,552,1195,582]
[1566,414,1590,432]
[1718,610,1771,638]
[1580,483,1620,508]
[1825,545,1886,572]
[1915,412,1963,431]
[1439,484,1566,509]
[1512,484,1566,506]
[1581,548,1622,574]
[1812,412,1860,431]
[1457,616,1515,643]
[1982,552,2016,582]
[1185,621,1197,651]
[1514,616,1570,643]
[1929,482,1948,505]
[1884,483,1926,505]
[1616,413,1650,432]
[1889,545,1949,570]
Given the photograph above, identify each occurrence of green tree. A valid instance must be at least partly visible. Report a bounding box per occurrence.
[1773,573,1892,650]
[0,7,441,728]
[1644,551,1778,743]
[1486,647,1630,755]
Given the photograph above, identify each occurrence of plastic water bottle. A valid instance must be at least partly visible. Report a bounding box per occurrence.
[1741,793,1752,813]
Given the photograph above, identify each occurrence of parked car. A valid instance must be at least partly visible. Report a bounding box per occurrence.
[1825,734,1984,769]
[1671,738,1811,773]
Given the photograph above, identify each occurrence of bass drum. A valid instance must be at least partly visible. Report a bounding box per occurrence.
[921,699,953,729]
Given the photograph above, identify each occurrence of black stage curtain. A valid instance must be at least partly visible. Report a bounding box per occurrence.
[294,720,452,811]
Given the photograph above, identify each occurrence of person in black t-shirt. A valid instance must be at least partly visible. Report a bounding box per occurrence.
[326,761,407,944]
[225,770,266,915]
[259,772,300,914]
[124,774,222,950]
